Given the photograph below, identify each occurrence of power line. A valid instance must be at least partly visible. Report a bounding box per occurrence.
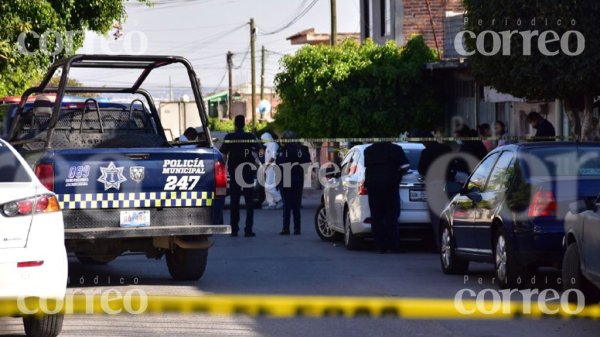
[168,23,247,54]
[127,0,225,12]
[233,47,250,69]
[187,50,247,62]
[211,68,229,93]
[257,0,320,36]
[141,23,241,33]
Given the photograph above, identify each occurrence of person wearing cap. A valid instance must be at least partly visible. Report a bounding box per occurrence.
[220,115,260,237]
[260,132,283,209]
[527,111,556,141]
[364,141,410,253]
[276,131,311,235]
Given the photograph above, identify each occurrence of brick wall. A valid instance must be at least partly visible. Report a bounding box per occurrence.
[446,0,464,12]
[402,0,464,57]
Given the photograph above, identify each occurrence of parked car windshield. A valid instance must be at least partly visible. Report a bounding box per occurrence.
[524,147,600,177]
[0,146,30,182]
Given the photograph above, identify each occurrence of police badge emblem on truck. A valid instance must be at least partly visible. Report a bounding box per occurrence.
[98,162,127,191]
[130,166,145,183]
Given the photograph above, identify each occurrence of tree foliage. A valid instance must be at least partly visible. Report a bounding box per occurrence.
[209,117,269,133]
[463,0,600,139]
[0,0,149,97]
[274,37,440,138]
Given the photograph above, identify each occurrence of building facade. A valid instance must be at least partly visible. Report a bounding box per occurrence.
[360,0,567,139]
[360,0,464,58]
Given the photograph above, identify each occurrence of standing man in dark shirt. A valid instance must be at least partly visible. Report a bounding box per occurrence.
[276,131,311,235]
[415,131,453,251]
[219,115,260,237]
[364,142,411,253]
[416,131,453,178]
[452,125,488,176]
[527,111,556,141]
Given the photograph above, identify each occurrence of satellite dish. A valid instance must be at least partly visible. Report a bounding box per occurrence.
[257,99,272,117]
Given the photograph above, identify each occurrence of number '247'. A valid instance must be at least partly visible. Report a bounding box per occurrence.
[164,176,200,191]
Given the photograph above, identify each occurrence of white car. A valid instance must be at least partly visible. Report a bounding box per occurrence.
[315,143,430,250]
[0,139,67,337]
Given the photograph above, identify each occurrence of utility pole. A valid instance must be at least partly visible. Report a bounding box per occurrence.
[330,0,337,46]
[250,18,257,130]
[227,51,233,119]
[260,45,265,100]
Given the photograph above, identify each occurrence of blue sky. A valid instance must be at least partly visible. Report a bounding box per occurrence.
[74,0,361,93]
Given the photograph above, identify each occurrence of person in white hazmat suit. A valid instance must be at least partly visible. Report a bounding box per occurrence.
[261,132,283,209]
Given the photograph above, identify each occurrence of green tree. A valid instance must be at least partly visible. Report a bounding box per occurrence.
[463,0,600,140]
[274,36,440,138]
[0,0,149,97]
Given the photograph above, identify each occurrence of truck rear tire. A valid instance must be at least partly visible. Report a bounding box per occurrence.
[166,248,208,281]
[23,314,64,337]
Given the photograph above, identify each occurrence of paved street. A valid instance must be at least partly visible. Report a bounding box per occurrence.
[1,193,598,336]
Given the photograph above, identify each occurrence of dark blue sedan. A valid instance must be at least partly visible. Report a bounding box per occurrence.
[439,142,600,288]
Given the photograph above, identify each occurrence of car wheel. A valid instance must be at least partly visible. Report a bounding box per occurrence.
[494,227,526,289]
[440,224,469,274]
[75,252,117,265]
[314,204,341,242]
[23,314,64,337]
[343,209,362,250]
[166,248,208,281]
[562,243,600,304]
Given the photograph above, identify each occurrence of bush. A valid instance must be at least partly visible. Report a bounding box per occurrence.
[274,36,440,138]
[209,117,270,134]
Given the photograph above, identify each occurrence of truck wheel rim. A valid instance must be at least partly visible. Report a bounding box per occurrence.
[441,228,451,268]
[496,235,507,281]
[317,207,334,237]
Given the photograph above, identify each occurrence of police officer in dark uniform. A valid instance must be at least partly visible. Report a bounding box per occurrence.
[364,142,410,253]
[276,131,311,235]
[219,115,260,237]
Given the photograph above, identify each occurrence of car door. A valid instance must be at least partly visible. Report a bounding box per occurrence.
[583,211,600,280]
[342,150,363,225]
[0,145,38,249]
[472,151,515,253]
[326,150,354,231]
[453,153,500,251]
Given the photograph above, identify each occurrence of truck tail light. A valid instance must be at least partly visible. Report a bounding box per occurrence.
[34,163,54,191]
[214,161,227,197]
[528,191,557,218]
[2,195,60,217]
[358,182,368,195]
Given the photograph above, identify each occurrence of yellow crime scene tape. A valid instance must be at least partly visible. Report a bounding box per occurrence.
[1,295,600,319]
[217,136,572,144]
